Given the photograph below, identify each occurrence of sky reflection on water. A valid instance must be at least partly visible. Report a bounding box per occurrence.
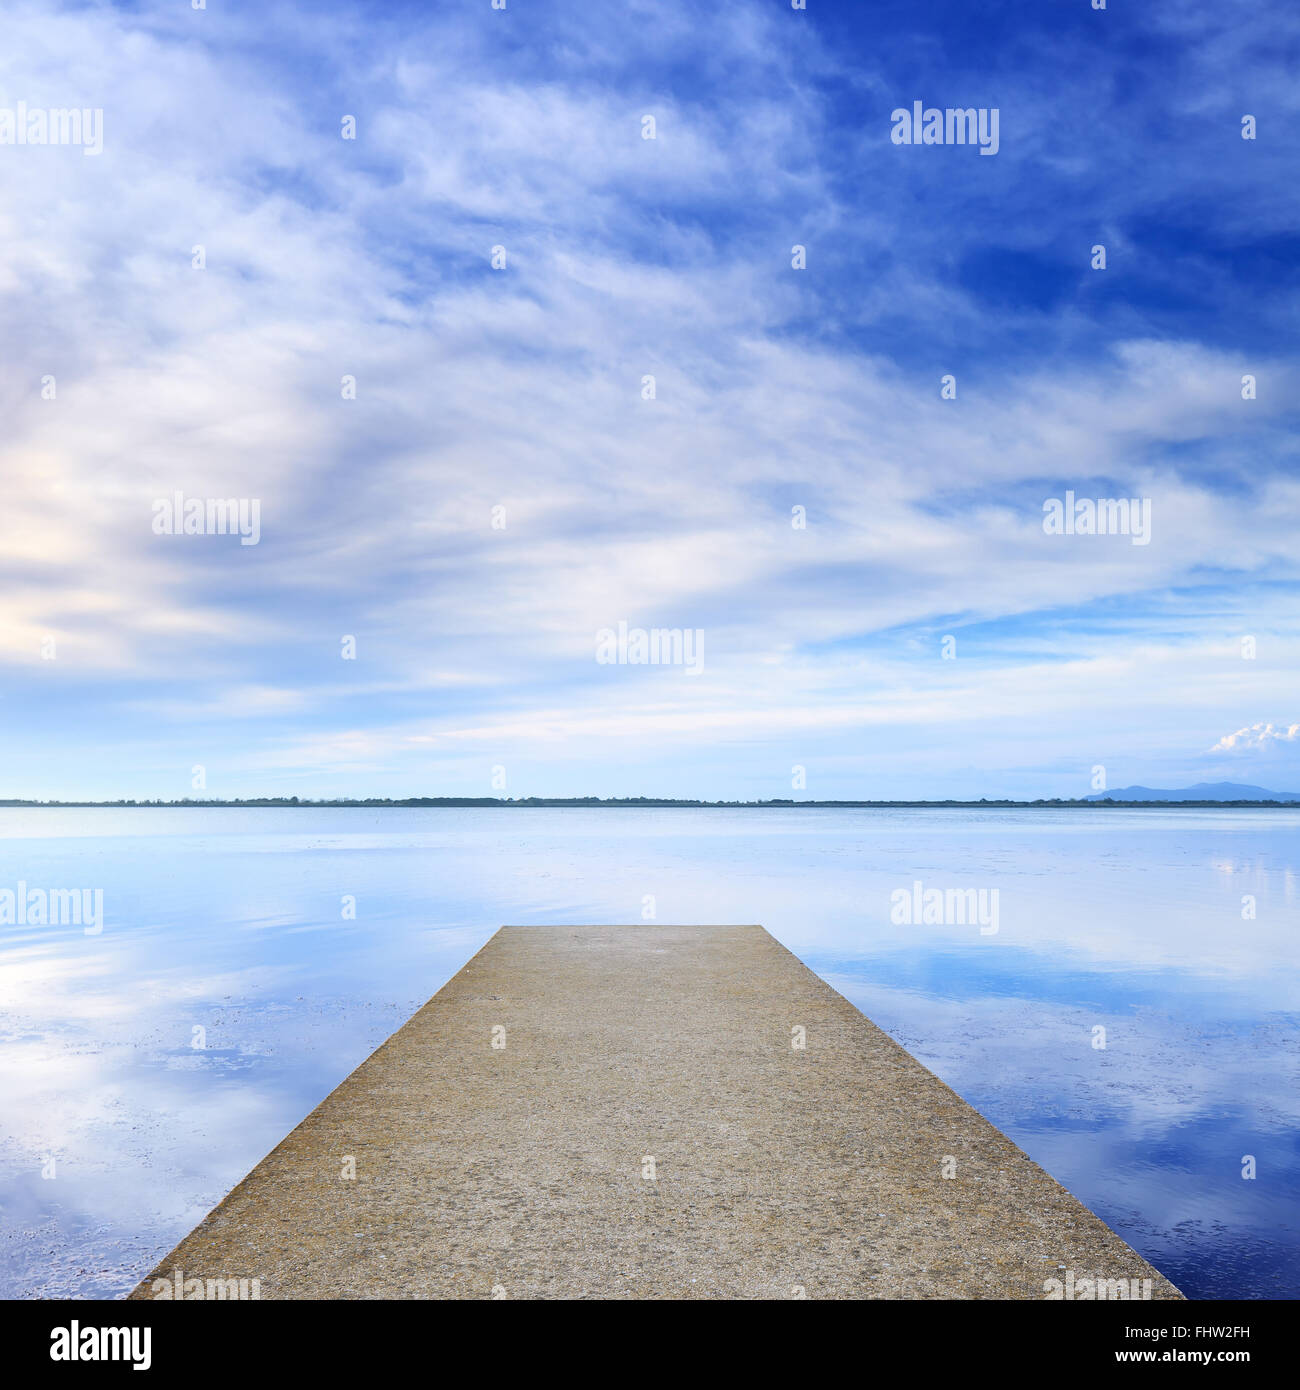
[1,806,1296,1298]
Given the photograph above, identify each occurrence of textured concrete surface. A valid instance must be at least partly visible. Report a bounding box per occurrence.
[130,925,1182,1300]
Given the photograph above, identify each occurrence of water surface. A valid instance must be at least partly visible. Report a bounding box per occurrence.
[1,806,1296,1298]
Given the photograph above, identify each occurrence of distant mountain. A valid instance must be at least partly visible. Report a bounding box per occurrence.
[1087,782,1300,802]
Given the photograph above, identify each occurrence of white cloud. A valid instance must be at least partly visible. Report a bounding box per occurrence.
[2,0,1298,796]
[1211,722,1300,752]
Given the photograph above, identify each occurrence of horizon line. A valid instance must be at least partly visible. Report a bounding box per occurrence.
[3,796,1300,809]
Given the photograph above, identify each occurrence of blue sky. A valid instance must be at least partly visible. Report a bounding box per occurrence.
[2,0,1298,800]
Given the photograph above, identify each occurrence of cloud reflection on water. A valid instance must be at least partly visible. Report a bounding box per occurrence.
[1,806,1296,1298]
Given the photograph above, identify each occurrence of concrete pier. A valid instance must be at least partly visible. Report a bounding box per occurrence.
[130,925,1182,1299]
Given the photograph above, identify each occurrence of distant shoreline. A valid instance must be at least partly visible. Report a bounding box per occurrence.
[3,798,1299,810]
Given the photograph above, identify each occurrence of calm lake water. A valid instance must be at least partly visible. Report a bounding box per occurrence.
[1,806,1297,1299]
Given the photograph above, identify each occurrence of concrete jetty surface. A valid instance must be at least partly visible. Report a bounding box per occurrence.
[130,925,1182,1300]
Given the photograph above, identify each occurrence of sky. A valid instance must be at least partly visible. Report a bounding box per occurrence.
[1,0,1298,801]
